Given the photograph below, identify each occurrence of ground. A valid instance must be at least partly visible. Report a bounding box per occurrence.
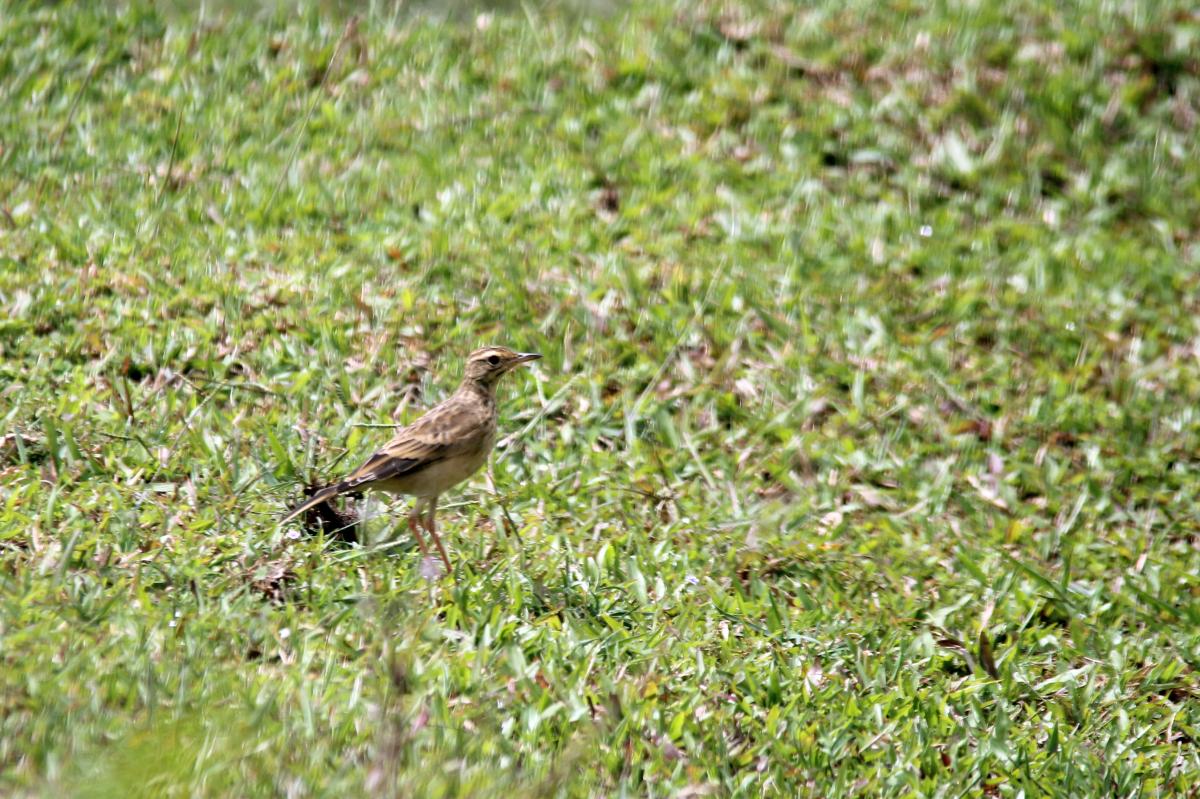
[1,1,1199,796]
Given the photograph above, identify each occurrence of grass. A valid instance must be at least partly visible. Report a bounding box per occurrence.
[1,0,1199,795]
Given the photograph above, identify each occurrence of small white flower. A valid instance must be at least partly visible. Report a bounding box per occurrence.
[919,225,933,238]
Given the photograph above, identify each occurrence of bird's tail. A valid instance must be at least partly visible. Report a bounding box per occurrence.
[280,482,347,526]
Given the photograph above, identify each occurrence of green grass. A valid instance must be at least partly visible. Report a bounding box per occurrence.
[2,0,1199,795]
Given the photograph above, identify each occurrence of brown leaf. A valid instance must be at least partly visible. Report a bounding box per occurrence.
[0,432,41,464]
[802,398,835,430]
[965,474,1010,512]
[409,705,430,735]
[854,485,895,510]
[978,630,998,679]
[952,418,993,441]
[717,15,761,44]
[656,735,687,762]
[244,554,297,602]
[768,45,833,79]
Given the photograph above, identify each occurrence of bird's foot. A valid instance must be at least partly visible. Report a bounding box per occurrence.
[417,556,446,582]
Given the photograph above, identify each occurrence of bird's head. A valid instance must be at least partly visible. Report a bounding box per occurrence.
[463,346,542,386]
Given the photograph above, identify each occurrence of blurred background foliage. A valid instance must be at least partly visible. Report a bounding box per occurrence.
[1,0,1198,796]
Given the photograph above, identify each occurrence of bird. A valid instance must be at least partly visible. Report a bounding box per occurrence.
[281,346,542,573]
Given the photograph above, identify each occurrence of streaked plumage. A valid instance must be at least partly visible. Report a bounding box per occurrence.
[282,346,541,572]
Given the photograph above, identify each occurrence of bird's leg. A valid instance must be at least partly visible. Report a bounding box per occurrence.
[407,502,430,557]
[422,496,453,574]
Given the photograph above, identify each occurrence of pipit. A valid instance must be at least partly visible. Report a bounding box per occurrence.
[281,346,542,572]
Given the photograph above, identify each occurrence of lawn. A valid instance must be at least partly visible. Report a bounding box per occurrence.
[1,0,1199,795]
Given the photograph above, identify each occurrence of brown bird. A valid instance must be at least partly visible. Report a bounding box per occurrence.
[281,346,542,572]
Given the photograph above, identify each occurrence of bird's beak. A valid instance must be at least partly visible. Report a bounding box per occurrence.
[514,352,542,365]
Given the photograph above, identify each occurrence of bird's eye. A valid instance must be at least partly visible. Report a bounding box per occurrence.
[487,355,501,366]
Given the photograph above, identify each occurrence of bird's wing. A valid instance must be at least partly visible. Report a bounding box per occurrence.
[337,402,488,490]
